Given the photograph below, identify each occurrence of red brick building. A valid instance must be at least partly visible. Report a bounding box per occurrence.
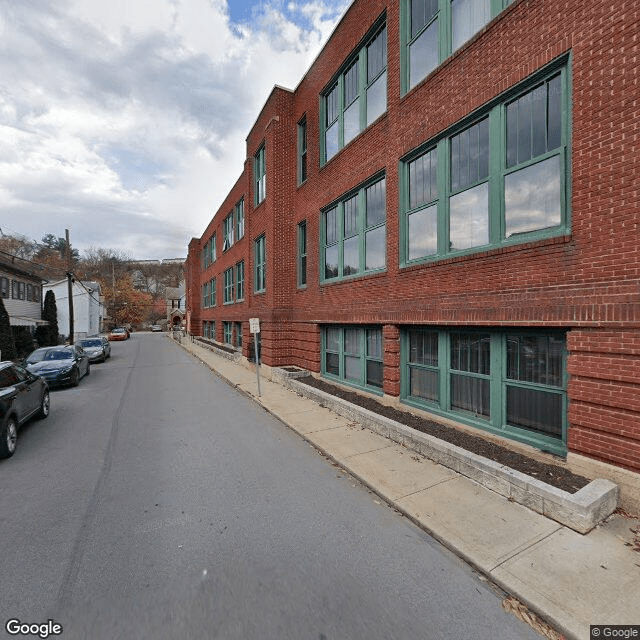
[186,0,640,484]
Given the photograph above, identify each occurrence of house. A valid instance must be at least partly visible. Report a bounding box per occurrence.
[185,0,640,490]
[166,284,185,329]
[46,280,105,341]
[0,254,47,337]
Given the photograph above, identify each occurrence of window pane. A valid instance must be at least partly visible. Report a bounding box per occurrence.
[343,236,359,275]
[409,330,438,366]
[367,27,387,81]
[326,121,339,160]
[326,327,340,351]
[505,155,561,237]
[326,84,338,124]
[531,84,547,158]
[366,71,387,126]
[450,334,490,374]
[410,367,439,402]
[409,148,437,208]
[344,61,359,105]
[451,0,490,52]
[345,355,360,381]
[451,374,490,419]
[408,204,438,260]
[451,119,489,192]
[344,99,360,145]
[326,352,339,376]
[344,196,358,236]
[365,226,386,271]
[449,181,489,251]
[325,244,339,279]
[410,18,438,89]
[412,0,438,38]
[507,386,562,438]
[366,360,383,389]
[547,74,562,151]
[326,208,338,244]
[517,91,532,165]
[506,335,564,387]
[367,329,382,359]
[344,329,360,354]
[366,178,386,226]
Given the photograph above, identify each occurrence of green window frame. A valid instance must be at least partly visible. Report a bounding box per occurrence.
[202,281,209,309]
[209,277,216,307]
[255,145,266,205]
[223,321,233,345]
[400,60,569,266]
[223,267,234,304]
[297,221,307,287]
[298,117,307,185]
[235,322,243,349]
[321,18,387,164]
[1,277,8,298]
[202,235,216,268]
[254,234,266,293]
[322,325,384,393]
[401,0,514,94]
[322,175,386,283]
[223,213,234,251]
[401,327,567,455]
[236,261,245,301]
[235,199,244,240]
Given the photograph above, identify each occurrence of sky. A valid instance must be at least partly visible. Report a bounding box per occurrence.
[0,0,350,260]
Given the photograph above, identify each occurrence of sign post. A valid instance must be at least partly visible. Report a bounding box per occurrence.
[249,318,261,397]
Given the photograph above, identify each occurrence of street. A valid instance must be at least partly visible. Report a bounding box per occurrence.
[0,333,541,640]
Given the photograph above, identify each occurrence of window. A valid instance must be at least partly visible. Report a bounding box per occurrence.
[235,199,245,240]
[223,268,234,304]
[18,282,25,300]
[401,328,567,454]
[11,280,18,299]
[255,145,266,204]
[235,322,243,349]
[202,281,210,308]
[401,62,568,265]
[223,321,233,345]
[322,176,386,282]
[403,0,512,93]
[322,326,384,392]
[209,277,216,307]
[26,284,34,301]
[236,261,245,301]
[223,213,234,251]
[1,277,8,298]
[203,235,216,268]
[297,221,307,287]
[322,21,387,163]
[254,235,266,293]
[298,118,307,184]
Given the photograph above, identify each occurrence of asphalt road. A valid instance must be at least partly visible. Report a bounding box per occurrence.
[0,333,541,640]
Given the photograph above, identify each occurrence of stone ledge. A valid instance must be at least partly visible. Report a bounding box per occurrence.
[282,377,618,534]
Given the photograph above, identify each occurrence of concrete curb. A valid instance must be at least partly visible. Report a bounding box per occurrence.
[279,376,618,534]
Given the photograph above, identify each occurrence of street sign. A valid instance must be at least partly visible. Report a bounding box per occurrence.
[249,318,260,334]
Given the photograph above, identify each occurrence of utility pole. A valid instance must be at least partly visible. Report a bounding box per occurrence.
[66,229,74,344]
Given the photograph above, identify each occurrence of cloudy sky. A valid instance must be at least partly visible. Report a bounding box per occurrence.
[0,0,349,260]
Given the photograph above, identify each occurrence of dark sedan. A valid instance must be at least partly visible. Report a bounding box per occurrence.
[0,362,50,458]
[77,337,109,363]
[25,345,90,388]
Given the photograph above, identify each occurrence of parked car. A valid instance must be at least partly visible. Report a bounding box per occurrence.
[0,361,50,459]
[77,337,109,363]
[108,327,129,341]
[24,345,90,388]
[100,336,112,359]
[150,325,162,332]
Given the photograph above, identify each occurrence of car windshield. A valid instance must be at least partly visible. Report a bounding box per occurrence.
[27,349,73,363]
[80,339,102,347]
[112,329,125,333]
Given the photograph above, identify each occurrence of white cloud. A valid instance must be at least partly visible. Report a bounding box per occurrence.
[0,0,349,259]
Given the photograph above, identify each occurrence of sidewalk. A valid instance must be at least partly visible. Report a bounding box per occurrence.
[173,336,640,640]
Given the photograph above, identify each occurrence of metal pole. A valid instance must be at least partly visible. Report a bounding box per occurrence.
[65,229,74,345]
[254,332,261,397]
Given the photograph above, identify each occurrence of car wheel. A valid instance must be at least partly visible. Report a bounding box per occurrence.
[0,416,18,459]
[72,368,79,387]
[86,363,91,377]
[38,390,50,419]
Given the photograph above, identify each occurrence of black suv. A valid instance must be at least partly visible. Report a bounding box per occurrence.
[0,362,50,459]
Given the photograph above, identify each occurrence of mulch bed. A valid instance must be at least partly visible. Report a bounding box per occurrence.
[297,375,589,494]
